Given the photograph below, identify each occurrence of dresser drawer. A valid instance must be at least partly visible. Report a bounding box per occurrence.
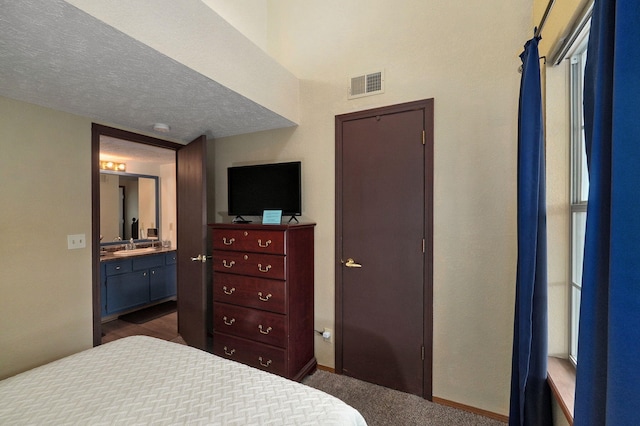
[213,302,286,347]
[213,332,286,376]
[213,273,286,314]
[212,250,285,280]
[212,229,285,255]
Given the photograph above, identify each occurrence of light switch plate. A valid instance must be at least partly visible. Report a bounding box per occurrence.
[67,234,86,249]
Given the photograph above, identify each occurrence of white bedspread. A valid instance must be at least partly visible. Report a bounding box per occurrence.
[0,336,366,425]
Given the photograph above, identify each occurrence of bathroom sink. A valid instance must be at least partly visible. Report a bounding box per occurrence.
[112,247,158,256]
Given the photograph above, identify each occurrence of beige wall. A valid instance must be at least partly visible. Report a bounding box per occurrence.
[202,0,269,52]
[0,96,93,379]
[160,163,178,247]
[212,0,531,416]
[100,174,120,240]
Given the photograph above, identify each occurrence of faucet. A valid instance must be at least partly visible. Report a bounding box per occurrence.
[128,238,136,250]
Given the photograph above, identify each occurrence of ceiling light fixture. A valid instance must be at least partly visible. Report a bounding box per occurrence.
[153,123,171,133]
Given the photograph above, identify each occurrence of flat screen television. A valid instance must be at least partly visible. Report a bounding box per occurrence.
[227,161,302,221]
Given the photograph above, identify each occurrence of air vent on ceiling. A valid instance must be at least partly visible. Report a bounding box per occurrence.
[348,70,385,99]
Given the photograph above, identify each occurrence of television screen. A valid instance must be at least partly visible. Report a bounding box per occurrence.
[227,161,302,218]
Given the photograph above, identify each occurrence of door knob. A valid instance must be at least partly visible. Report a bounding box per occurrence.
[190,254,212,263]
[344,258,362,268]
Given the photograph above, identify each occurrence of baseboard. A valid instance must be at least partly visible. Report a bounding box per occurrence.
[317,364,335,373]
[432,397,508,423]
[315,367,506,422]
[292,357,318,382]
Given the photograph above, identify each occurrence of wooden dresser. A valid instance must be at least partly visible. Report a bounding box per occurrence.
[210,222,316,381]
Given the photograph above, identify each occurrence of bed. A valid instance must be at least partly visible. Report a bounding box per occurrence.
[0,336,367,425]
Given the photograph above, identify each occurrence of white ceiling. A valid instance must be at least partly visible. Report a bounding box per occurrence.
[0,0,296,144]
[100,136,175,165]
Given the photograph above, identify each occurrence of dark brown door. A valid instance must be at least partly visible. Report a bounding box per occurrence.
[177,135,208,350]
[336,99,433,398]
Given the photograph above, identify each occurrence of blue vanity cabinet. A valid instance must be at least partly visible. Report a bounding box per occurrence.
[100,262,107,317]
[149,253,177,301]
[101,251,176,318]
[106,269,150,313]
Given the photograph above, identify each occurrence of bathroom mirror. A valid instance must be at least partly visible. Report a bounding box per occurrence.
[99,172,159,244]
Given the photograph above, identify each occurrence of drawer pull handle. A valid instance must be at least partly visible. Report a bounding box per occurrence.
[258,325,273,335]
[258,239,271,248]
[115,266,121,270]
[223,346,236,356]
[258,292,272,302]
[222,260,235,268]
[257,263,272,273]
[223,316,236,326]
[223,237,235,245]
[223,286,236,295]
[258,357,272,368]
[258,239,272,248]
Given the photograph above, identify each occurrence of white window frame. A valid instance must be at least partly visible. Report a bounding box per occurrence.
[569,41,589,364]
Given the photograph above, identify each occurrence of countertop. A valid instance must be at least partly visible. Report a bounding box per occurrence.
[100,246,176,262]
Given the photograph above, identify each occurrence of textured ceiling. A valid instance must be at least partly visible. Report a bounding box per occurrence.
[0,0,296,143]
[100,136,175,165]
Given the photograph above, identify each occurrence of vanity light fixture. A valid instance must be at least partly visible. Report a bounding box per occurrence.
[100,161,126,172]
[153,123,171,133]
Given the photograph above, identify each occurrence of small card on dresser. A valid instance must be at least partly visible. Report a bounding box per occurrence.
[262,210,282,225]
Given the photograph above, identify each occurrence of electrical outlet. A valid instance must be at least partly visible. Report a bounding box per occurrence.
[322,328,332,342]
[67,234,86,249]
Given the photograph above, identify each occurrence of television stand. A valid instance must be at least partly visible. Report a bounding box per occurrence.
[232,216,252,224]
[287,216,299,224]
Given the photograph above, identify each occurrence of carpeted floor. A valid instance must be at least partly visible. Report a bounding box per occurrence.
[303,370,506,426]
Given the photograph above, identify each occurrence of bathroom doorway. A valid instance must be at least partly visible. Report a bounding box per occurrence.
[91,124,210,349]
[97,129,178,346]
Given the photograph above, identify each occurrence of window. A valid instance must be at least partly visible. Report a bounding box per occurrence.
[569,43,589,364]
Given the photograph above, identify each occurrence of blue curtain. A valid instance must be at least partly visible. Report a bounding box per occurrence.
[508,36,553,426]
[574,1,640,424]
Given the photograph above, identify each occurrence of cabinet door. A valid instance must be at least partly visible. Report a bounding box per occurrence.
[100,263,107,317]
[150,264,177,301]
[105,271,149,314]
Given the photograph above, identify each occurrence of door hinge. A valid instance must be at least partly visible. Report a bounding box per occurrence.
[422,130,425,145]
[421,346,425,361]
[422,238,425,253]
